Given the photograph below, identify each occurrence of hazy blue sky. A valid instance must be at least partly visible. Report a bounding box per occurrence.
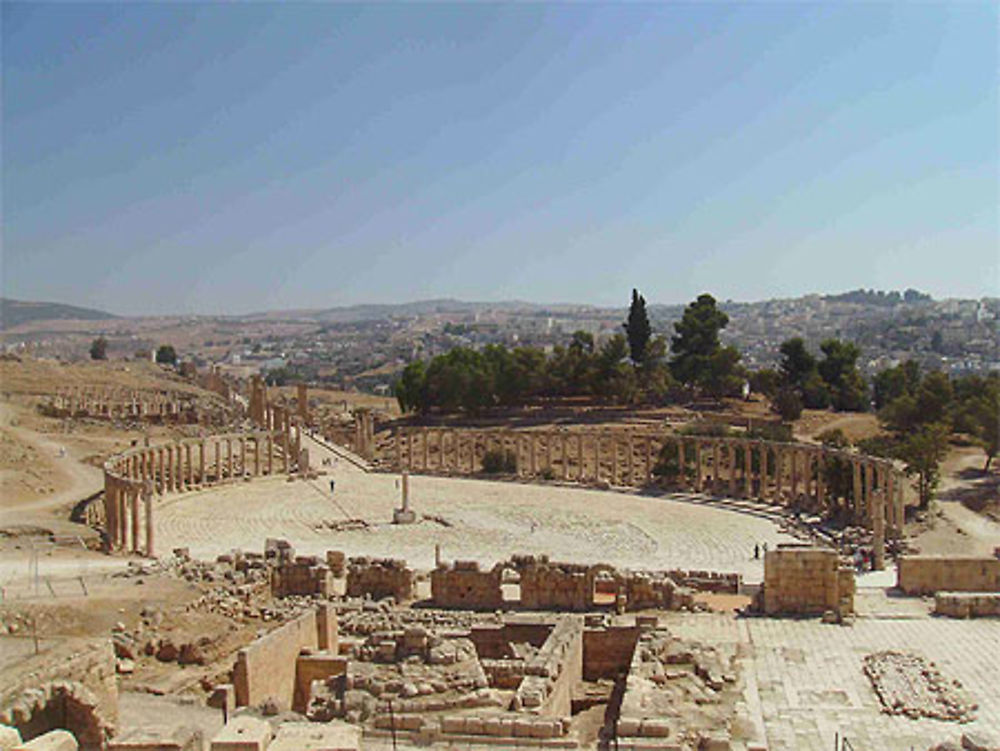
[3,3,997,315]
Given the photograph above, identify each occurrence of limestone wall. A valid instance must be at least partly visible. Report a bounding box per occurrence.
[514,617,584,717]
[762,546,854,617]
[271,557,332,598]
[582,626,639,680]
[897,555,1000,596]
[345,558,415,602]
[233,604,336,711]
[430,561,503,610]
[935,592,1000,618]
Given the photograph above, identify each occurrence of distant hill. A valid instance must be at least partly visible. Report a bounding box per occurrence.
[0,298,118,329]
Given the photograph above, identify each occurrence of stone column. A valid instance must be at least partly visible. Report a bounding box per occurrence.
[143,484,154,558]
[677,439,686,489]
[546,433,555,475]
[254,437,261,476]
[130,487,140,553]
[712,441,720,493]
[644,437,653,484]
[759,444,768,500]
[743,441,752,498]
[106,480,118,550]
[422,430,430,471]
[186,444,194,487]
[561,434,570,481]
[864,462,874,522]
[594,433,602,482]
[627,433,635,486]
[226,439,234,481]
[694,442,703,493]
[119,483,129,550]
[728,442,737,496]
[790,449,799,502]
[613,437,623,486]
[199,441,206,484]
[281,431,289,474]
[214,441,222,484]
[774,449,784,503]
[873,463,886,570]
[240,438,247,479]
[267,434,274,475]
[852,461,863,522]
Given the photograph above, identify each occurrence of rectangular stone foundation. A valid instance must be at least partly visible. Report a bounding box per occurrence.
[897,555,1000,596]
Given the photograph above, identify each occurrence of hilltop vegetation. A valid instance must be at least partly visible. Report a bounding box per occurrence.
[0,298,117,330]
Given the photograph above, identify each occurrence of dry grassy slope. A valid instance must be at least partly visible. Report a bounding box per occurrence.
[0,358,216,399]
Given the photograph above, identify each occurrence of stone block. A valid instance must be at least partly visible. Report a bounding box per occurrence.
[209,717,272,751]
[14,731,78,751]
[0,727,22,751]
[268,721,359,751]
[108,727,202,751]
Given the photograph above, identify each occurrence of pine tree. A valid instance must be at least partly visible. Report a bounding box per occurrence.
[623,289,651,365]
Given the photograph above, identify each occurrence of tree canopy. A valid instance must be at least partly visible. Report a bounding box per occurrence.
[623,288,651,365]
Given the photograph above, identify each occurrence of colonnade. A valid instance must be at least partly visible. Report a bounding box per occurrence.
[394,427,904,569]
[102,428,298,555]
[51,387,190,420]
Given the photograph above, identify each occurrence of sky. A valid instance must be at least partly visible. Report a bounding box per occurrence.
[2,2,997,316]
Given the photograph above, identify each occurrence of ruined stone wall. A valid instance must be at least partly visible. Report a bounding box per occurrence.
[514,617,583,717]
[897,555,1000,596]
[934,592,1000,618]
[762,546,854,617]
[345,558,414,602]
[0,638,117,750]
[430,561,503,610]
[519,560,595,612]
[232,605,336,711]
[271,557,332,598]
[582,626,639,680]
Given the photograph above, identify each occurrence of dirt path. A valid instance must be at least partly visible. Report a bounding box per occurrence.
[0,402,102,535]
[909,446,1000,556]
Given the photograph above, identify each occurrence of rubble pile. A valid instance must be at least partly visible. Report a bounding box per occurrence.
[864,651,977,722]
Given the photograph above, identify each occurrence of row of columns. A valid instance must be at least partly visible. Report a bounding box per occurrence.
[102,430,298,554]
[394,428,904,568]
[103,477,153,556]
[53,389,187,419]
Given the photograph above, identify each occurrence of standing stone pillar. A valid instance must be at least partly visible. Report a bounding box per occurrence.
[728,442,737,496]
[677,439,686,489]
[864,462,875,522]
[106,480,117,550]
[253,437,261,476]
[694,442,703,493]
[774,449,784,503]
[644,437,653,484]
[280,431,289,474]
[185,444,193,487]
[143,482,154,558]
[395,429,402,471]
[422,430,430,471]
[166,445,175,492]
[627,433,635,486]
[711,441,720,493]
[119,483,129,551]
[873,463,886,570]
[743,442,752,498]
[759,444,768,500]
[594,434,601,482]
[130,487,140,554]
[560,434,569,481]
[852,461,863,522]
[240,438,247,479]
[266,435,274,475]
[790,450,799,502]
[214,441,222,484]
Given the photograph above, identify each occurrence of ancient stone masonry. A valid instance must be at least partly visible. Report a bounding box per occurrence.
[760,545,855,619]
[0,640,118,749]
[271,556,333,598]
[897,555,1000,596]
[101,427,301,556]
[431,555,735,613]
[47,387,197,423]
[345,557,415,602]
[513,616,583,716]
[934,592,1000,619]
[392,426,905,570]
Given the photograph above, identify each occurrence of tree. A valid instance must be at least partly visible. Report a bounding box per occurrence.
[898,423,950,509]
[748,368,780,399]
[89,337,108,361]
[155,345,177,365]
[623,289,652,365]
[872,361,920,410]
[395,360,428,413]
[670,293,739,395]
[953,373,1000,470]
[778,338,816,391]
[817,339,867,411]
[772,387,803,422]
